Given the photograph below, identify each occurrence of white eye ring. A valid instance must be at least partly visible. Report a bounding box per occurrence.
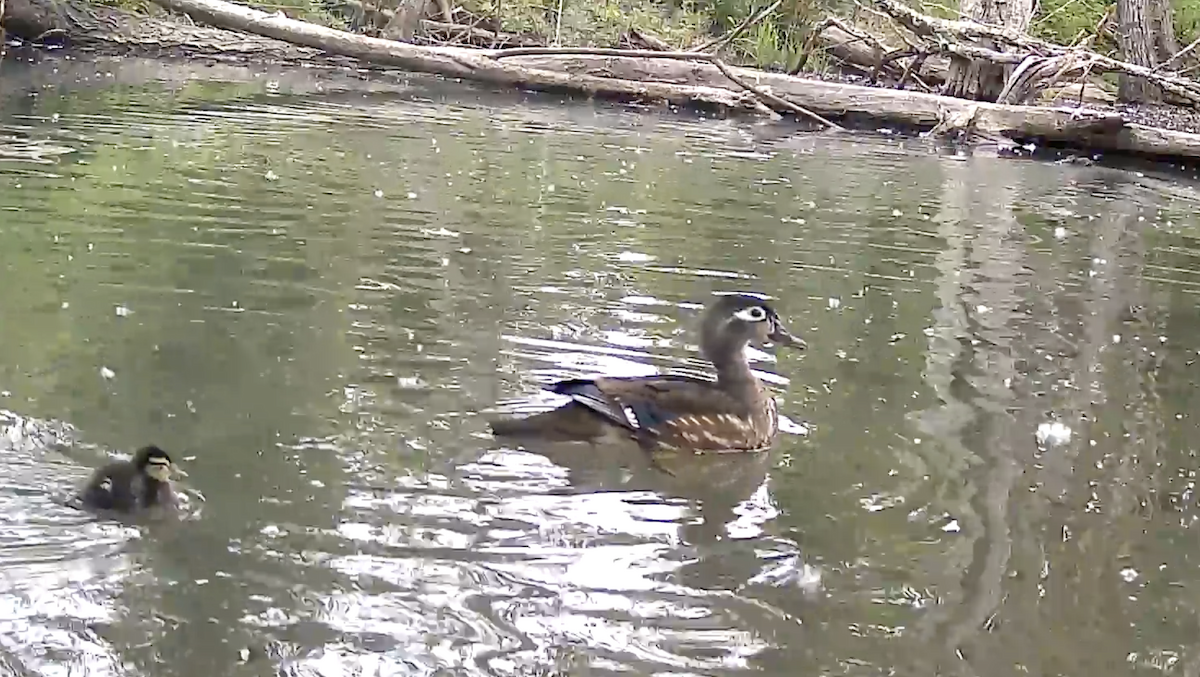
[734,306,768,322]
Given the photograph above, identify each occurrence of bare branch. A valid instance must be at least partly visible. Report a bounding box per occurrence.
[490,45,844,129]
[1156,33,1200,73]
[871,0,1200,105]
[692,0,783,54]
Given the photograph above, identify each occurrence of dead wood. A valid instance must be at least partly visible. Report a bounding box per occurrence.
[811,17,949,87]
[7,0,1200,161]
[420,19,539,48]
[692,0,782,53]
[624,28,672,52]
[870,0,1200,106]
[490,46,843,129]
[499,52,1154,148]
[140,0,1200,155]
[146,0,765,114]
[1,0,315,57]
[383,0,431,42]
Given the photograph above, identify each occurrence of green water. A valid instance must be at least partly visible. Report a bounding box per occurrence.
[3,50,1200,677]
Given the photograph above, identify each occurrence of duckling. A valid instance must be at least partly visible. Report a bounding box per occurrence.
[488,294,806,453]
[73,444,179,513]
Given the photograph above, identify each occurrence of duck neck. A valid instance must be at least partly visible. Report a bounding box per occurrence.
[707,341,758,394]
[141,476,163,505]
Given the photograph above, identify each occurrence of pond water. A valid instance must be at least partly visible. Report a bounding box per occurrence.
[3,50,1200,677]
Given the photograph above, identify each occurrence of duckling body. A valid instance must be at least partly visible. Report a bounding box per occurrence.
[74,445,178,513]
[489,294,805,453]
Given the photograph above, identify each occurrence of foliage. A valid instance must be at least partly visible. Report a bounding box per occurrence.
[1027,0,1114,47]
[244,0,347,27]
[456,0,706,48]
[689,0,832,70]
[72,0,1200,72]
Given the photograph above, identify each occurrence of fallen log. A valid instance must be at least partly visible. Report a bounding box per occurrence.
[1112,123,1200,156]
[7,0,1200,161]
[1,0,315,57]
[814,19,950,87]
[870,0,1200,107]
[496,52,1120,138]
[142,0,776,116]
[91,0,1113,142]
[499,50,1200,157]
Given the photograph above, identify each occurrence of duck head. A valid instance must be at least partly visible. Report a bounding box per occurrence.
[700,294,806,360]
[134,445,174,483]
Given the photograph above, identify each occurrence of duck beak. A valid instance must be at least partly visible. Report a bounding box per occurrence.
[145,461,173,482]
[768,321,807,350]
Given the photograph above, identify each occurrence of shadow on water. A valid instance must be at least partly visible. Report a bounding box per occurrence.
[5,52,1200,677]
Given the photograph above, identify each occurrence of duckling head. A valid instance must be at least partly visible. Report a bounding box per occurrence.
[134,445,174,483]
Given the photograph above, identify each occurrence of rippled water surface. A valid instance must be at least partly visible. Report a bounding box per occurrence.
[6,52,1200,677]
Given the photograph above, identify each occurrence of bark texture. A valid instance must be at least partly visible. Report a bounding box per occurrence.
[1116,0,1177,102]
[944,0,1035,101]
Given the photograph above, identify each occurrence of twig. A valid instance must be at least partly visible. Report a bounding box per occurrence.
[489,46,844,129]
[797,16,895,75]
[1074,60,1100,106]
[917,0,968,19]
[492,46,710,59]
[692,0,782,53]
[1157,33,1200,73]
[421,20,538,48]
[1031,0,1089,29]
[709,57,843,129]
[872,0,1200,104]
[793,17,835,74]
[1092,5,1113,38]
[551,0,563,47]
[494,0,501,48]
[898,51,929,89]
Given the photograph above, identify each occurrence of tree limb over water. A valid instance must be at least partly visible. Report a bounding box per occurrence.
[5,0,1200,161]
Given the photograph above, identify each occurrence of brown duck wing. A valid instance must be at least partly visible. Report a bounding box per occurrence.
[550,376,766,451]
[75,463,138,512]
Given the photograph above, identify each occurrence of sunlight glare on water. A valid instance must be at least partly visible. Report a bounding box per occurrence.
[3,53,1200,677]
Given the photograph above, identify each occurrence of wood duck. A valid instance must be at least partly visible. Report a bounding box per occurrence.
[488,294,806,453]
[71,445,180,514]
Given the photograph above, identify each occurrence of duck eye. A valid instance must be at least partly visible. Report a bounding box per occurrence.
[734,306,768,322]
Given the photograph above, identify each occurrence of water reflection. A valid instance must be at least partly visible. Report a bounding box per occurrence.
[4,52,1200,677]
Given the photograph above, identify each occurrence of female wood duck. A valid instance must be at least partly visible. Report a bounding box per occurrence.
[488,294,805,453]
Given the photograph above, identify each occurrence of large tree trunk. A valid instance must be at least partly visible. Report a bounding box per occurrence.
[1116,0,1177,102]
[944,0,1035,101]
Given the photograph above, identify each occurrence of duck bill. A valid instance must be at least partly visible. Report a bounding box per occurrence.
[768,322,807,350]
[145,462,173,482]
